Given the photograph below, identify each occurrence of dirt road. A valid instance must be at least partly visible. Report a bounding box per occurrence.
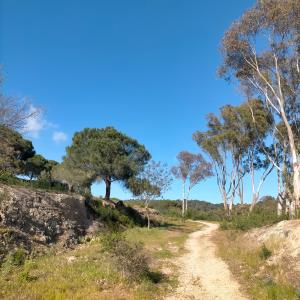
[165,222,248,300]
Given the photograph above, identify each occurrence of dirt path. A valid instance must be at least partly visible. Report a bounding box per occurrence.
[165,221,248,300]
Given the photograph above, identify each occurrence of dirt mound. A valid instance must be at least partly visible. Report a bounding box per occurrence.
[246,220,300,258]
[245,220,300,287]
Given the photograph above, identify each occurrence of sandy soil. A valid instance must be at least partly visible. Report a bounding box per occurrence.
[165,221,248,300]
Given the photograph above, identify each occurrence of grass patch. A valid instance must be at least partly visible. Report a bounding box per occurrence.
[214,229,299,300]
[0,219,200,299]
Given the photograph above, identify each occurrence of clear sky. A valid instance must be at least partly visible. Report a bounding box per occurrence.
[1,0,276,202]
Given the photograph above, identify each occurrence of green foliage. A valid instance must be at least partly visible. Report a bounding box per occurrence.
[93,201,147,229]
[0,125,35,174]
[23,154,48,180]
[127,199,224,221]
[52,160,93,192]
[0,174,68,192]
[220,202,287,231]
[100,232,150,281]
[259,244,272,260]
[5,248,26,267]
[97,205,134,229]
[65,126,151,199]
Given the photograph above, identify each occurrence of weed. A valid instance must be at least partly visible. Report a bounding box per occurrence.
[5,248,26,266]
[100,232,150,281]
[259,244,272,260]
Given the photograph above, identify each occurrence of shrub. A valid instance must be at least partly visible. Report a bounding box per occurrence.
[220,205,287,231]
[100,232,150,281]
[5,248,26,266]
[259,244,272,260]
[0,173,68,193]
[96,205,134,229]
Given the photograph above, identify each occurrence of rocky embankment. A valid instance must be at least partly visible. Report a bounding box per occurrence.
[246,220,300,288]
[0,184,93,261]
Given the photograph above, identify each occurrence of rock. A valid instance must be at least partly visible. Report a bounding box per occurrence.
[66,256,76,263]
[0,183,93,262]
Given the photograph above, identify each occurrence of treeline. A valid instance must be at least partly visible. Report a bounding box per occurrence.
[192,0,300,218]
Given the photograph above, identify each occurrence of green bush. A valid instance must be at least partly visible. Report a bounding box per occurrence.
[220,204,287,231]
[100,232,149,281]
[0,173,68,193]
[259,244,272,260]
[5,248,27,266]
[96,205,134,229]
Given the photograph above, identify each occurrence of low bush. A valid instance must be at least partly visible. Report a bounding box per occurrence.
[5,248,27,267]
[100,232,150,281]
[220,204,287,231]
[259,244,272,260]
[0,173,68,192]
[96,205,134,229]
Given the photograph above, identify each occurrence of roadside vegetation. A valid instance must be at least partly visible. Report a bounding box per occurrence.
[1,0,300,299]
[0,219,200,300]
[214,229,299,300]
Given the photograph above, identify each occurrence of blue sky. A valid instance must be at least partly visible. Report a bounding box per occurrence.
[1,0,277,202]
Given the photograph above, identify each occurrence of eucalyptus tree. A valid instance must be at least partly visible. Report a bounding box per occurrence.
[234,100,274,211]
[193,114,232,213]
[275,122,300,215]
[194,99,273,212]
[220,0,300,215]
[64,127,151,201]
[127,161,172,229]
[171,151,213,216]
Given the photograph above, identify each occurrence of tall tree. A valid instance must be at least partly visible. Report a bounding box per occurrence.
[127,161,172,229]
[224,100,274,211]
[194,114,233,213]
[65,127,151,201]
[0,125,35,175]
[171,151,213,216]
[220,0,300,216]
[194,100,273,213]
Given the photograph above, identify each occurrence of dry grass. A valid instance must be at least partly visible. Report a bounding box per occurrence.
[214,229,299,300]
[0,219,201,300]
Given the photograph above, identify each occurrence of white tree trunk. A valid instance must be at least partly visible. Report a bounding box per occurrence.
[293,164,300,216]
[182,181,186,217]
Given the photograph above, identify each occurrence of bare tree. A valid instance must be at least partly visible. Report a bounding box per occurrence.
[172,151,213,217]
[128,161,172,229]
[0,75,41,131]
[0,95,40,131]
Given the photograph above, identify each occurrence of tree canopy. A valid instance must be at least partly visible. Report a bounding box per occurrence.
[64,126,151,200]
[0,125,35,174]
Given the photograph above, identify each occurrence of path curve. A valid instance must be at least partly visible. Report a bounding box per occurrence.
[165,221,248,300]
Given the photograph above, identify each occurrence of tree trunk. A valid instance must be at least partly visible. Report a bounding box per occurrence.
[238,178,244,205]
[293,164,300,217]
[105,176,111,201]
[182,199,185,217]
[277,168,283,216]
[279,104,300,217]
[222,190,228,212]
[250,193,259,212]
[182,181,186,217]
[185,198,188,213]
[277,195,284,216]
[146,208,150,230]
